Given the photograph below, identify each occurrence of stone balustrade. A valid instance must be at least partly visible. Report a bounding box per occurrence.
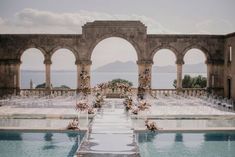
[19,88,207,98]
[20,89,76,97]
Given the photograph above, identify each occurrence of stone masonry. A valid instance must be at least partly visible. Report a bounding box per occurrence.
[0,21,234,100]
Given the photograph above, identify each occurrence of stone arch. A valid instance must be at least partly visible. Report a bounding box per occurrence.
[50,48,77,89]
[182,45,211,63]
[87,33,142,61]
[150,45,179,63]
[90,35,139,87]
[50,46,79,63]
[20,48,45,89]
[152,48,178,89]
[18,46,46,61]
[182,46,208,88]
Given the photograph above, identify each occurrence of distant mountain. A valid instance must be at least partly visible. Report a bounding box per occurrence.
[93,61,138,73]
[93,61,206,73]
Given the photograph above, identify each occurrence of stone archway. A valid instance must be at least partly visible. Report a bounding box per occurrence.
[152,49,178,89]
[0,21,232,98]
[50,48,77,89]
[90,37,138,88]
[20,48,45,89]
[82,21,147,61]
[182,45,211,62]
[78,21,148,93]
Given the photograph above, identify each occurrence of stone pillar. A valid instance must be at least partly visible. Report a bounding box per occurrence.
[137,60,153,97]
[76,60,91,93]
[15,63,21,94]
[176,59,184,89]
[206,62,213,89]
[44,59,52,89]
[0,59,21,96]
[206,60,224,96]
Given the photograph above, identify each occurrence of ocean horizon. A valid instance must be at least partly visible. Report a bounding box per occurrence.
[20,71,206,89]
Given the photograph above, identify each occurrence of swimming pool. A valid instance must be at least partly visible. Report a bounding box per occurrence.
[0,131,85,157]
[137,132,235,157]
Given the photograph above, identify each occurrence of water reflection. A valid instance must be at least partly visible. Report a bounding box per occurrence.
[138,132,235,157]
[204,132,235,141]
[0,131,85,157]
[43,133,57,150]
[183,133,204,149]
[44,132,53,141]
[0,132,22,140]
[174,133,183,142]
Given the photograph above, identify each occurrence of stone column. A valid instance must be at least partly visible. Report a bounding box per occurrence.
[44,59,52,89]
[176,63,183,89]
[206,60,224,96]
[0,59,21,96]
[76,60,92,93]
[15,62,21,94]
[206,61,213,89]
[137,60,153,97]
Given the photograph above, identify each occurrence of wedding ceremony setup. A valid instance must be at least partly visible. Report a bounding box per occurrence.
[0,0,235,157]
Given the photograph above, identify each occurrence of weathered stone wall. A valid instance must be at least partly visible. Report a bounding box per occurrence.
[146,34,225,63]
[0,21,233,97]
[224,33,235,101]
[82,21,147,61]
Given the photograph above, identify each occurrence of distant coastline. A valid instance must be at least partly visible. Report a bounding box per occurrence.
[22,61,207,73]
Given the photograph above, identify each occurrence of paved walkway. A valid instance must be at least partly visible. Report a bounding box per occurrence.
[78,100,140,157]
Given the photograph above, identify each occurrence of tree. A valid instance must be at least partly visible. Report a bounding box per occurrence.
[192,75,207,88]
[110,78,133,87]
[35,82,46,88]
[53,85,71,89]
[182,75,193,88]
[173,75,207,88]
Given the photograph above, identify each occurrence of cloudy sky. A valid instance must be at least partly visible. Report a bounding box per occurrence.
[1,0,234,70]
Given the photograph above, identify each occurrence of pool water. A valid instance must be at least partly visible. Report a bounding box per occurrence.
[137,132,235,157]
[0,131,85,157]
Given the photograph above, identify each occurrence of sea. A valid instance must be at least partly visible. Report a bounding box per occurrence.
[21,71,206,89]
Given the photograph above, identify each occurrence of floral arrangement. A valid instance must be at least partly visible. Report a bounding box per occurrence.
[93,93,104,108]
[145,119,158,132]
[67,118,79,130]
[130,99,151,115]
[116,82,132,94]
[80,69,91,94]
[97,83,109,91]
[75,96,96,114]
[139,68,151,90]
[80,70,90,80]
[88,106,95,114]
[80,85,90,95]
[138,100,151,111]
[131,107,139,115]
[123,96,133,110]
[75,100,89,111]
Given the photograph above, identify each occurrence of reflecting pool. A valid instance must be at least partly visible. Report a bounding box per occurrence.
[0,131,85,157]
[137,132,235,157]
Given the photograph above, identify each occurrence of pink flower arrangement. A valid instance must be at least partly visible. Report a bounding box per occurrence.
[138,100,151,111]
[75,100,89,111]
[67,118,79,130]
[145,120,158,132]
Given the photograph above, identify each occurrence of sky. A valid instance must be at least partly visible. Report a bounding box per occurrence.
[1,0,234,70]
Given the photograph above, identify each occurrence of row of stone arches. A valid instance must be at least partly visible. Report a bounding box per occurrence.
[20,37,207,89]
[17,34,212,62]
